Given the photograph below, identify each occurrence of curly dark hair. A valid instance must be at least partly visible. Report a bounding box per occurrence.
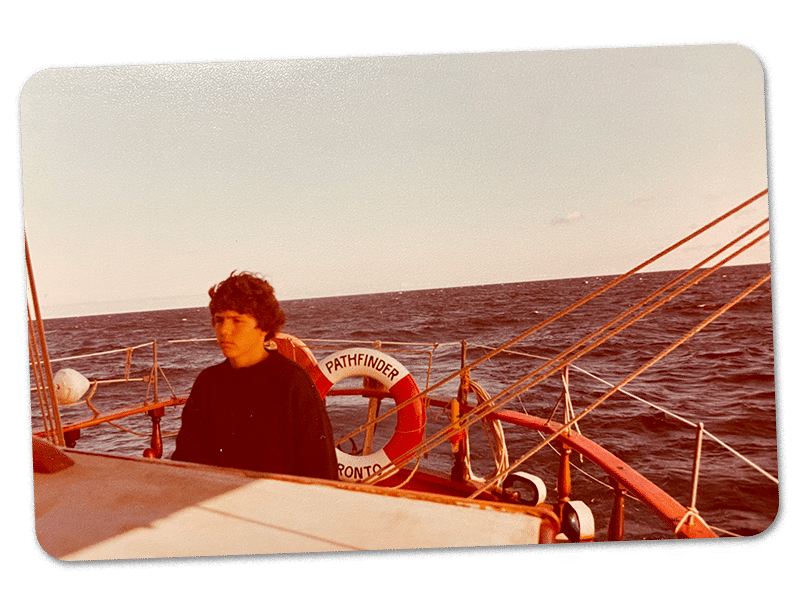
[208,271,286,340]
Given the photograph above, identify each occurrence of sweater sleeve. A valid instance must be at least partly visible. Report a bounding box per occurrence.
[290,370,339,480]
[171,371,213,465]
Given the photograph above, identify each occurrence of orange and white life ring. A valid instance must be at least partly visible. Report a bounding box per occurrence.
[272,332,319,374]
[312,348,426,482]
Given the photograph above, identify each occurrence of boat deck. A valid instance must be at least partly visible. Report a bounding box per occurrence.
[34,448,557,560]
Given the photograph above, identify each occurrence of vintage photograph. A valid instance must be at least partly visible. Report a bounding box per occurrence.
[23,45,775,560]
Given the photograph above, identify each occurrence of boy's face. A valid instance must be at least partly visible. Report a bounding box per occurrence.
[212,310,267,368]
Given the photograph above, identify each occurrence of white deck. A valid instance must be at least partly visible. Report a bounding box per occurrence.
[34,450,549,560]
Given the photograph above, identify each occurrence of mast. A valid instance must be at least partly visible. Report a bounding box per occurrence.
[26,233,65,446]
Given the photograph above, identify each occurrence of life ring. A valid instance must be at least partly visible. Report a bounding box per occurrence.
[313,348,426,482]
[272,332,319,374]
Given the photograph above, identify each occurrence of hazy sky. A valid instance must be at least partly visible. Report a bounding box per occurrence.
[20,44,768,318]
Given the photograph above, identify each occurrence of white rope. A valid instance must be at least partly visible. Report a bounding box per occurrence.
[464,381,510,483]
[702,430,779,485]
[562,366,581,437]
[301,338,462,348]
[674,507,711,536]
[42,342,154,364]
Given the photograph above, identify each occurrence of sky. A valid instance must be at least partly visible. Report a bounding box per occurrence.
[19,44,769,318]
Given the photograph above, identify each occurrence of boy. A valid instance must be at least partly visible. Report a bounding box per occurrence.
[172,271,338,479]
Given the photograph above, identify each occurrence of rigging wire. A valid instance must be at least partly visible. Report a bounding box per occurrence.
[467,271,772,499]
[339,189,768,452]
[365,223,769,482]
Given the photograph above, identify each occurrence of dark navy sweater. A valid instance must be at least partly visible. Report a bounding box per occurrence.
[172,352,338,480]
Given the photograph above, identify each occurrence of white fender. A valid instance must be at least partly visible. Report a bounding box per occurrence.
[53,368,91,406]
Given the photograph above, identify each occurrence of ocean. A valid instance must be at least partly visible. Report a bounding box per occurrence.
[32,263,778,542]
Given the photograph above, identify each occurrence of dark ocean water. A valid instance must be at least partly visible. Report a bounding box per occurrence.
[32,263,778,542]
